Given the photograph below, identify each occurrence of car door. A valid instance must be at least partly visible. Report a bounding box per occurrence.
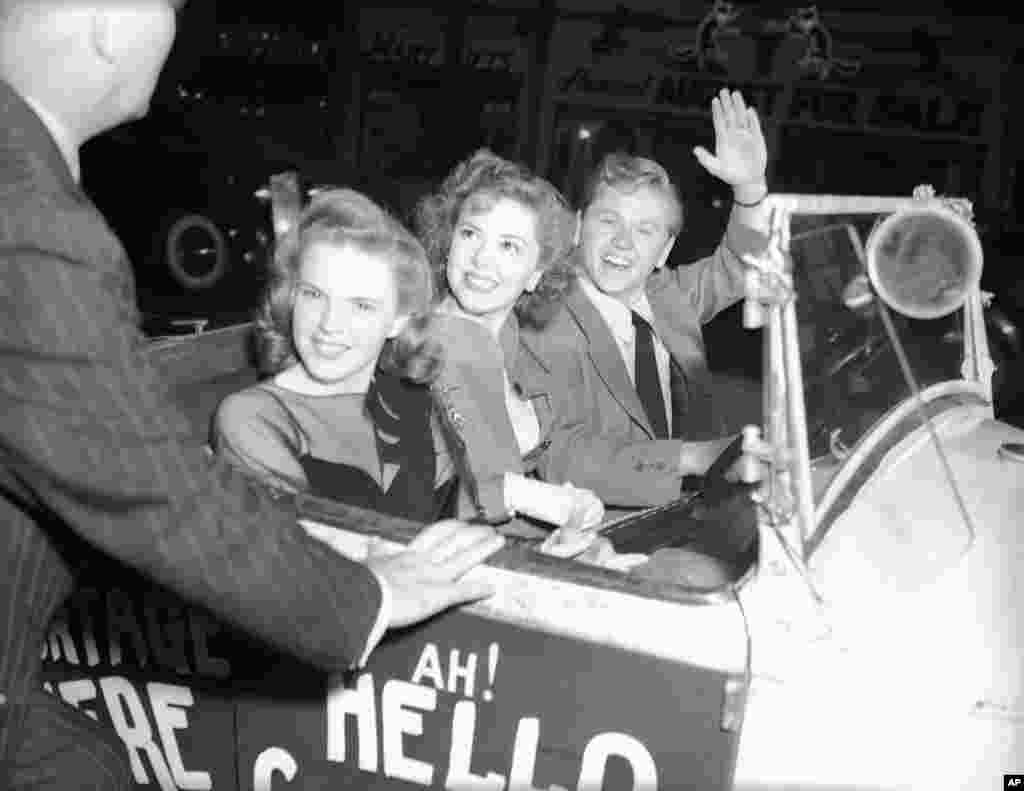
[231,497,753,791]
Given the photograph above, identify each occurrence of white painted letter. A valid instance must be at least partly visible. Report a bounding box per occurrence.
[445,699,505,790]
[381,679,436,785]
[446,650,478,698]
[57,679,98,721]
[144,599,190,676]
[106,590,149,668]
[508,717,560,791]
[190,612,231,679]
[45,612,80,665]
[99,676,175,791]
[70,588,102,666]
[410,643,445,690]
[326,672,378,771]
[577,733,657,791]
[148,683,212,790]
[253,747,297,791]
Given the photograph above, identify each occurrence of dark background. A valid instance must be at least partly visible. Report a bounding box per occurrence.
[78,0,1024,419]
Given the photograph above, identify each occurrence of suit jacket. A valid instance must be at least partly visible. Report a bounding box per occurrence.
[430,312,557,528]
[524,217,767,507]
[0,80,382,735]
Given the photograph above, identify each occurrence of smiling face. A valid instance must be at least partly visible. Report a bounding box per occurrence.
[445,196,543,330]
[286,241,405,395]
[578,182,677,305]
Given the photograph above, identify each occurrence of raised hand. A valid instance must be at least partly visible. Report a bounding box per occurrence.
[366,520,504,629]
[692,89,768,191]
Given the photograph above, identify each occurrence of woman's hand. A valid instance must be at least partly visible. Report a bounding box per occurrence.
[505,475,606,556]
[533,484,647,571]
[537,482,605,558]
[561,481,604,531]
[504,475,603,527]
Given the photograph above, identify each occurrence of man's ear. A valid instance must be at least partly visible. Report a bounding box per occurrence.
[89,8,118,65]
[655,234,677,270]
[387,314,412,339]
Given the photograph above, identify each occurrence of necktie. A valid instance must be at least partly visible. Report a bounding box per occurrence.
[632,311,668,439]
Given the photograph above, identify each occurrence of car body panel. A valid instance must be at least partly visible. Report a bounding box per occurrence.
[36,189,1024,790]
[733,396,1024,791]
[41,518,752,791]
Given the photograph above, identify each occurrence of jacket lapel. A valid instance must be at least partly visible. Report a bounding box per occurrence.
[503,317,557,454]
[565,286,654,439]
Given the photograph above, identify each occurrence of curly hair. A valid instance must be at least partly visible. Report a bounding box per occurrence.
[581,151,685,237]
[414,149,577,329]
[255,188,443,383]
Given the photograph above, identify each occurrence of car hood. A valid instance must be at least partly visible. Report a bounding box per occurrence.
[809,403,1024,708]
[812,405,1024,588]
[734,406,1024,790]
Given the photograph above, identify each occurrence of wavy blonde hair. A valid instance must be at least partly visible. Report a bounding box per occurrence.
[256,188,443,383]
[582,151,685,237]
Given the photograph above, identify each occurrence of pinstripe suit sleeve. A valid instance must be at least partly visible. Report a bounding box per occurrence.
[0,195,382,673]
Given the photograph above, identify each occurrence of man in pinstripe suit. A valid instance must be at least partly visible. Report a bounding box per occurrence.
[0,2,503,788]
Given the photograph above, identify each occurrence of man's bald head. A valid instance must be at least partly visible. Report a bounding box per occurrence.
[0,0,180,143]
[0,2,94,88]
[0,0,98,30]
[0,0,185,15]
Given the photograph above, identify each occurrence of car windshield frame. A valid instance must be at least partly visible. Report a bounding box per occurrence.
[751,191,994,556]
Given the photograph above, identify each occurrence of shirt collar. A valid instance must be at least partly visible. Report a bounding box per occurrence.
[578,275,655,343]
[22,94,81,184]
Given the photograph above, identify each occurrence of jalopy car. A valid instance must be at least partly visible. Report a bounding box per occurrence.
[39,190,1024,790]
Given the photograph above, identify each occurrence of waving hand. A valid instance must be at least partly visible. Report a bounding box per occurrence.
[693,89,768,190]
